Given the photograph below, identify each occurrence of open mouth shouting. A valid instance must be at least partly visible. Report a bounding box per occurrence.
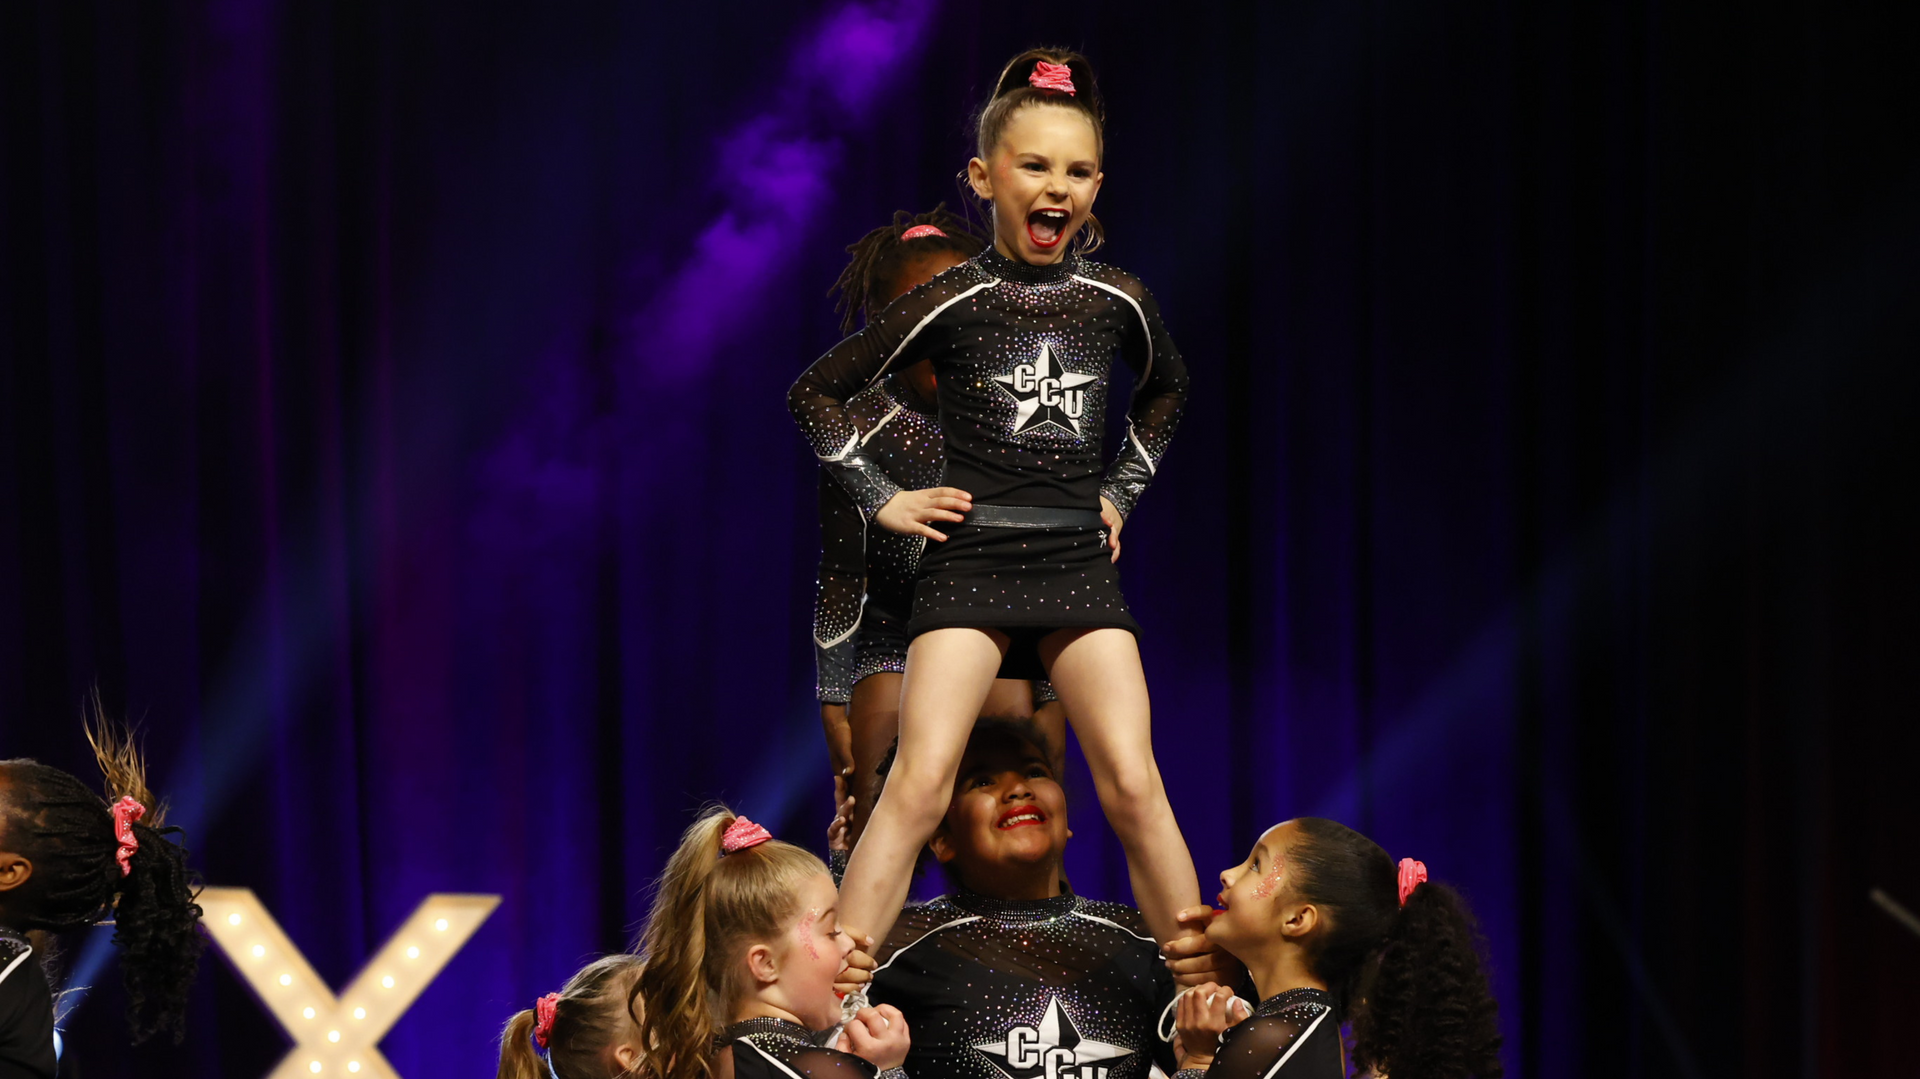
[1026,207,1071,249]
[996,805,1048,829]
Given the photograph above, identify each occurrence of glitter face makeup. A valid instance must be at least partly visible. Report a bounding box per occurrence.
[796,908,822,960]
[1250,858,1285,900]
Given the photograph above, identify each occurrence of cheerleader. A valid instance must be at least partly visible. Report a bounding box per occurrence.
[0,710,203,1074]
[790,48,1200,962]
[1172,819,1503,1079]
[814,205,1065,843]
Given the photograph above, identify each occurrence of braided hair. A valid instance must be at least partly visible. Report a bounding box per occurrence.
[0,707,203,1042]
[828,203,984,334]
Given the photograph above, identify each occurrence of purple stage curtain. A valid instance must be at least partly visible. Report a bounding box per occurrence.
[3,2,1916,1077]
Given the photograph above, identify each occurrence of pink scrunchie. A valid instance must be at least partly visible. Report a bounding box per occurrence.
[900,224,948,240]
[534,992,561,1048]
[1397,857,1428,907]
[1029,61,1077,95]
[110,796,145,877]
[721,816,773,854]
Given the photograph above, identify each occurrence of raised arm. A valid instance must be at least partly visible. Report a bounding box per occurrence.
[1098,277,1189,520]
[789,272,972,520]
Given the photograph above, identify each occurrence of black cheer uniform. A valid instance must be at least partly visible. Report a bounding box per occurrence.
[0,931,56,1079]
[791,249,1188,679]
[814,375,1057,703]
[867,891,1178,1079]
[814,374,945,701]
[1170,989,1339,1079]
[722,1017,907,1079]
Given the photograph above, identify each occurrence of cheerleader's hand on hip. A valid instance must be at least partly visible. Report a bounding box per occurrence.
[836,1004,910,1071]
[876,487,973,541]
[1100,496,1124,563]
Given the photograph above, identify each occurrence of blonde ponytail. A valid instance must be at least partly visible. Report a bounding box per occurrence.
[497,1009,546,1079]
[635,807,828,1079]
[499,954,645,1079]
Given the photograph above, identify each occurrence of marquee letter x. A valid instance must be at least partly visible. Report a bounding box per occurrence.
[199,886,499,1079]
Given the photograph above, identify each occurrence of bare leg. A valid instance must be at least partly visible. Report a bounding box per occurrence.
[1041,627,1199,944]
[837,627,1007,947]
[846,672,904,845]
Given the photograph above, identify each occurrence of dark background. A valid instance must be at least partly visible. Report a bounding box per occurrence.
[5,1,1917,1076]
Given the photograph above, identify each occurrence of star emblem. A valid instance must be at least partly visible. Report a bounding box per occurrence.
[973,995,1133,1079]
[994,343,1099,437]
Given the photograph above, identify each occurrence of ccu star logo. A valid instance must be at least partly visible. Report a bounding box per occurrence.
[995,343,1098,437]
[973,995,1133,1079]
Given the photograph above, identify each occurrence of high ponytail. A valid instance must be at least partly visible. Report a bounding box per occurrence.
[497,953,646,1079]
[0,702,203,1042]
[971,47,1108,254]
[634,806,827,1079]
[1282,818,1502,1079]
[498,1009,546,1079]
[1351,881,1503,1079]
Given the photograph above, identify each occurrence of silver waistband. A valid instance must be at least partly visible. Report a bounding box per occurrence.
[965,504,1105,529]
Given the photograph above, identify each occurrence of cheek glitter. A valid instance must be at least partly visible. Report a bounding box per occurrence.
[1250,860,1285,900]
[796,909,821,960]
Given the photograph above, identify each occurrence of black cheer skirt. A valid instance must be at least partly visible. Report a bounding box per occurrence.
[908,521,1141,681]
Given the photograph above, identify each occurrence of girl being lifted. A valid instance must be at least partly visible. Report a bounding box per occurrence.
[789,47,1200,968]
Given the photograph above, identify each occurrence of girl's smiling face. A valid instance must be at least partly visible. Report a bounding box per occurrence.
[967,103,1103,265]
[1206,822,1302,954]
[772,872,856,1030]
[930,730,1070,890]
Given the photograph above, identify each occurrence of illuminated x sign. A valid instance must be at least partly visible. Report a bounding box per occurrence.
[199,887,499,1079]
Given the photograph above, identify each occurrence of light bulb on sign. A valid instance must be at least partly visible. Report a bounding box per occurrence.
[197,886,498,1079]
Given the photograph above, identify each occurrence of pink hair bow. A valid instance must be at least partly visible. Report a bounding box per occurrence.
[1397,857,1428,907]
[1029,61,1076,95]
[721,816,773,854]
[110,796,145,877]
[900,224,948,240]
[534,991,560,1048]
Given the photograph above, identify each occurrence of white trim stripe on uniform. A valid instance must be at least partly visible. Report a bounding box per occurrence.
[872,914,984,973]
[1260,1008,1332,1079]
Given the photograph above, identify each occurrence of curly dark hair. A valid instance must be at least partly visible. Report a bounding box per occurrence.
[828,203,984,334]
[1285,817,1503,1079]
[0,711,203,1042]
